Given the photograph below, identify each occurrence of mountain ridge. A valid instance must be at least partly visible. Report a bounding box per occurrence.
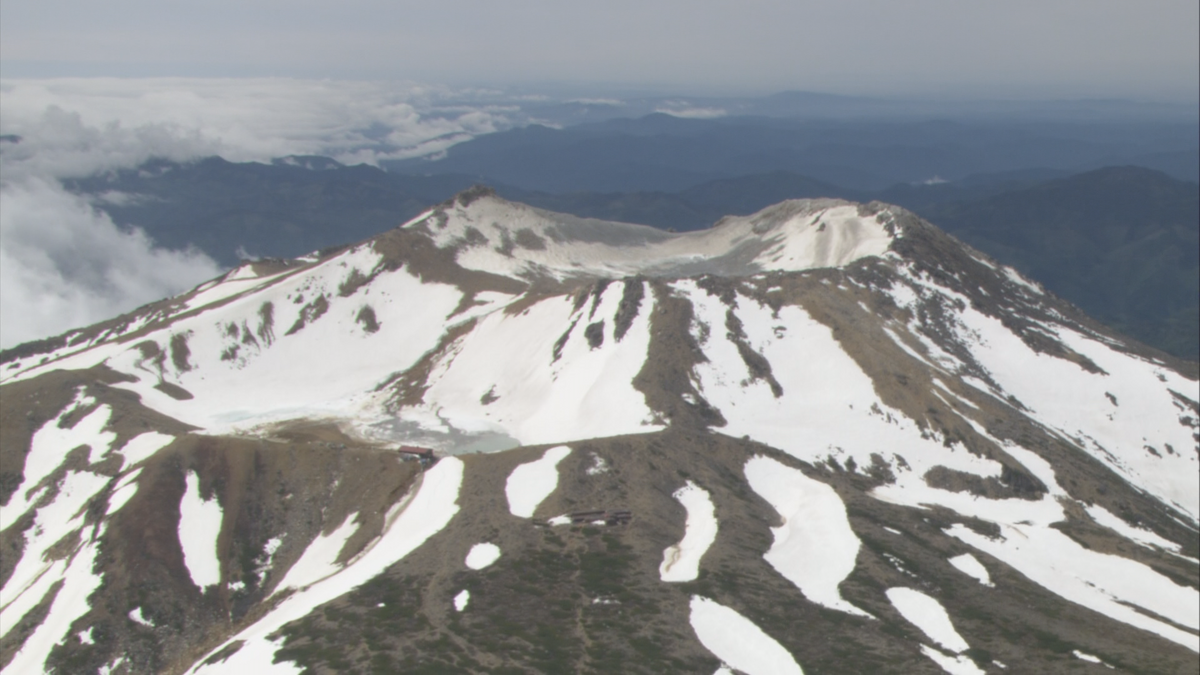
[2,192,1197,675]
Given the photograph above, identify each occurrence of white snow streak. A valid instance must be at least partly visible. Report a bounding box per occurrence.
[3,533,105,675]
[948,523,1199,651]
[178,471,223,589]
[659,481,718,582]
[115,431,174,467]
[186,457,464,674]
[688,595,804,675]
[886,587,971,653]
[506,446,571,518]
[271,514,360,597]
[948,554,993,587]
[744,456,872,618]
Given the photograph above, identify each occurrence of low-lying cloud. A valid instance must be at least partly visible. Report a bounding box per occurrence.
[0,177,222,348]
[0,78,537,350]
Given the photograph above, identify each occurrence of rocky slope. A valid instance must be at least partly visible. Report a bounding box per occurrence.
[1,190,1197,674]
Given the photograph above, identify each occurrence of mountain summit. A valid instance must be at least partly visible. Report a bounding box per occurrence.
[1,191,1197,674]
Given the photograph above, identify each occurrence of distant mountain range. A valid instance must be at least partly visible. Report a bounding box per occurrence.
[66,157,1198,360]
[383,113,1199,191]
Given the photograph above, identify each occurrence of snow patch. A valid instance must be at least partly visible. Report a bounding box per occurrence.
[129,606,155,627]
[948,553,993,587]
[659,481,718,582]
[116,432,175,468]
[506,445,571,518]
[178,471,224,589]
[744,455,872,618]
[886,587,971,653]
[454,589,470,612]
[688,595,805,675]
[272,515,360,596]
[465,542,502,570]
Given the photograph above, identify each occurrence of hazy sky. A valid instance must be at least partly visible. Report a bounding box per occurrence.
[2,0,1198,100]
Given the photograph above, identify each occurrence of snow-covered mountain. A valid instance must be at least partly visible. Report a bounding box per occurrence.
[1,189,1197,674]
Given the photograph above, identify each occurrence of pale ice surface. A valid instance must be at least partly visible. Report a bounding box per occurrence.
[886,587,971,653]
[659,481,718,582]
[454,589,470,612]
[948,553,993,587]
[688,595,804,675]
[271,514,360,597]
[506,445,571,518]
[465,542,502,570]
[178,471,224,589]
[187,457,464,674]
[744,456,872,618]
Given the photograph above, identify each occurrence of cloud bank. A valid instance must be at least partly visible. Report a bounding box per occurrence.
[0,177,222,348]
[0,78,532,349]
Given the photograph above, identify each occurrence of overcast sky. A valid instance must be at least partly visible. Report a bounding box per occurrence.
[2,0,1198,101]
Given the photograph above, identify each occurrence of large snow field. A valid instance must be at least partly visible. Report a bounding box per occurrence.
[744,456,872,618]
[178,471,224,589]
[3,243,469,437]
[688,595,805,675]
[415,196,894,281]
[948,523,1199,651]
[506,445,572,518]
[402,281,661,448]
[107,246,465,433]
[679,281,1006,503]
[659,481,718,582]
[895,265,1200,524]
[187,456,465,674]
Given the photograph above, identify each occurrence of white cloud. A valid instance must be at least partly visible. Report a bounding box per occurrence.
[0,177,222,349]
[0,78,534,350]
[654,106,727,120]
